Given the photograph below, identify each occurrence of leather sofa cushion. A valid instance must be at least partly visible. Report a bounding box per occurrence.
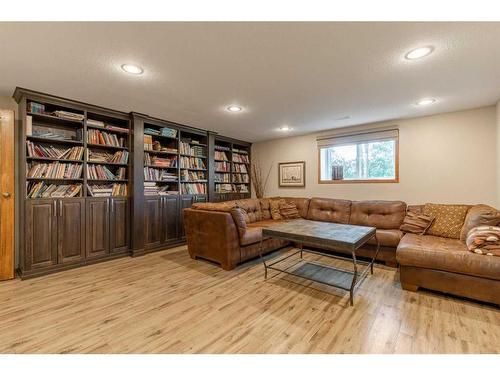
[247,219,282,228]
[350,200,406,229]
[366,229,404,248]
[307,198,351,224]
[191,201,237,212]
[282,197,310,219]
[460,204,500,242]
[423,203,469,239]
[397,233,500,281]
[235,199,262,223]
[259,198,272,220]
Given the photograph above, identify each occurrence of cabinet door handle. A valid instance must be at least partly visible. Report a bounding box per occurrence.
[59,200,63,217]
[53,200,57,216]
[110,198,113,214]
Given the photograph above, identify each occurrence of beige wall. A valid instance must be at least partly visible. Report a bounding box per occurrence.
[497,101,500,207]
[252,106,498,207]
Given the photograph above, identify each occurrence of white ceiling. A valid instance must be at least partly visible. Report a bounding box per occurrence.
[1,22,499,142]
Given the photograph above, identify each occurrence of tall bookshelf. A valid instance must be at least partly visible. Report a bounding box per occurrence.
[15,88,131,278]
[211,136,251,202]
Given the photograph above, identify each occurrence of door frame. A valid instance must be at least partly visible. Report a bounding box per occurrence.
[0,109,15,280]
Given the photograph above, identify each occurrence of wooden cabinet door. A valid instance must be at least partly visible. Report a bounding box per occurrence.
[25,199,58,270]
[179,195,194,239]
[144,196,162,249]
[162,196,179,243]
[85,198,110,259]
[58,198,86,264]
[110,197,129,253]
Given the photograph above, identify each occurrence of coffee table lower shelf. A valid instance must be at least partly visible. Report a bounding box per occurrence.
[261,246,378,306]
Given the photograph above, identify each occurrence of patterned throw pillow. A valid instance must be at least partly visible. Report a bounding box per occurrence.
[270,199,285,220]
[279,202,301,219]
[399,211,435,235]
[423,203,469,239]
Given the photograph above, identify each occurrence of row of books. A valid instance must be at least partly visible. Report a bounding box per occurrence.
[215,161,230,172]
[180,156,206,169]
[144,182,178,196]
[144,153,177,167]
[215,173,231,183]
[233,164,248,173]
[215,145,231,152]
[26,141,84,160]
[232,148,249,155]
[87,129,126,148]
[180,170,206,182]
[87,149,129,164]
[180,142,206,157]
[144,167,177,181]
[87,119,129,133]
[143,136,178,153]
[87,165,126,180]
[215,150,229,161]
[234,184,250,193]
[27,162,83,179]
[87,183,127,197]
[215,183,233,193]
[233,173,250,183]
[27,182,82,198]
[232,153,250,163]
[144,127,177,138]
[181,183,206,195]
[53,110,85,121]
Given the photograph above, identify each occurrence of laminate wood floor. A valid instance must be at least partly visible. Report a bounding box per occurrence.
[0,245,499,354]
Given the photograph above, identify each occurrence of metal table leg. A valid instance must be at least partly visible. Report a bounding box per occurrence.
[349,252,358,306]
[258,236,267,279]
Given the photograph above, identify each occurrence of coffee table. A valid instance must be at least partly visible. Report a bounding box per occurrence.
[258,218,380,306]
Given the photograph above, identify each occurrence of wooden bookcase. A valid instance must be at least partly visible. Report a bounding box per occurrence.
[14,88,251,277]
[210,135,252,202]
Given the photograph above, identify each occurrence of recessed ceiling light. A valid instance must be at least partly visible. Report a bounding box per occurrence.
[415,98,436,106]
[279,126,292,131]
[227,105,242,112]
[121,64,144,75]
[405,46,434,60]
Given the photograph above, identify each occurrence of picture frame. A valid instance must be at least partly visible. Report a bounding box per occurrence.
[278,161,305,187]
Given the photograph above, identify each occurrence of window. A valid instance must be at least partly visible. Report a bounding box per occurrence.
[318,129,398,183]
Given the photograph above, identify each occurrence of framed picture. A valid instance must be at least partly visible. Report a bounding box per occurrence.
[278,161,305,187]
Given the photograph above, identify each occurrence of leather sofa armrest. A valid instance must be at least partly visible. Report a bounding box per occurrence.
[183,208,241,270]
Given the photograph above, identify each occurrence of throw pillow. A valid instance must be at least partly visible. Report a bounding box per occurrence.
[270,199,285,220]
[399,211,435,235]
[460,204,500,242]
[423,203,469,239]
[279,202,300,219]
[466,225,500,256]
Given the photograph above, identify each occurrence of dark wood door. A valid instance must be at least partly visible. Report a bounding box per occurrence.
[162,196,179,243]
[58,198,86,264]
[85,198,110,259]
[25,199,58,270]
[144,196,162,249]
[179,195,194,239]
[110,197,129,253]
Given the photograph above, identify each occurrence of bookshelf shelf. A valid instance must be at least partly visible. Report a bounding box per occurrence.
[86,161,128,167]
[28,112,84,124]
[144,164,177,169]
[180,154,207,159]
[144,149,178,156]
[27,157,83,163]
[86,124,130,135]
[88,179,128,183]
[27,136,83,146]
[27,177,84,181]
[87,143,128,150]
[144,132,178,140]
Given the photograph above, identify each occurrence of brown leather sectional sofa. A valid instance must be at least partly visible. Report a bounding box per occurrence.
[184,197,500,305]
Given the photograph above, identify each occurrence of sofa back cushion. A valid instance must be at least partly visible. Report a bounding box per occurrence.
[307,198,351,224]
[259,198,273,220]
[281,197,310,219]
[423,203,469,239]
[460,204,500,242]
[191,201,238,212]
[235,199,262,223]
[350,200,407,229]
